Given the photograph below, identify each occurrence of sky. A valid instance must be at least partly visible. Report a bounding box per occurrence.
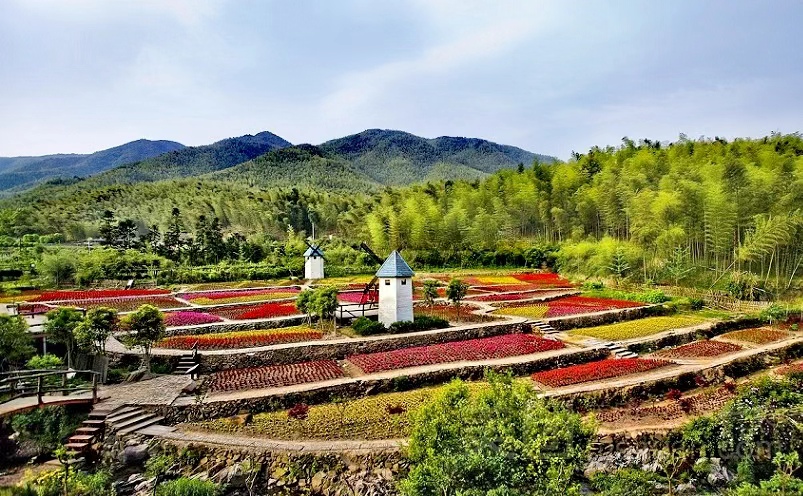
[1,0,802,159]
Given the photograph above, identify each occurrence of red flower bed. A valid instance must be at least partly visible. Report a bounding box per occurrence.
[207,301,299,320]
[532,358,671,388]
[164,311,223,327]
[347,334,564,374]
[414,303,495,323]
[500,295,642,318]
[656,340,743,359]
[467,290,569,302]
[207,360,344,392]
[16,303,53,315]
[32,289,170,302]
[778,363,803,376]
[512,273,573,286]
[157,328,323,350]
[473,284,542,293]
[338,290,378,304]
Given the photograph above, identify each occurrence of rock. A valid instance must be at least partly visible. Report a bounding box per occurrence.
[121,445,150,466]
[233,413,252,426]
[126,369,147,382]
[311,471,326,491]
[677,482,696,494]
[134,477,155,492]
[705,458,732,486]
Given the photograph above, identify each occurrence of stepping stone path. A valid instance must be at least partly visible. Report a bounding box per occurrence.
[532,320,559,338]
[585,339,639,359]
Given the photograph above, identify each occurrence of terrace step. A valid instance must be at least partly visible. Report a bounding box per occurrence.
[81,419,106,428]
[111,412,157,432]
[118,416,165,436]
[68,434,95,443]
[64,442,91,452]
[74,426,102,436]
[532,320,559,335]
[106,409,143,424]
[173,353,198,375]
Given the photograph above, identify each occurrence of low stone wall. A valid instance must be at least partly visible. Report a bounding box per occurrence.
[166,316,307,337]
[104,433,406,495]
[547,304,671,331]
[626,316,763,354]
[197,321,531,371]
[162,347,608,423]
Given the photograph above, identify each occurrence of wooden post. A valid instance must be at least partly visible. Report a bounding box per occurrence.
[91,373,98,403]
[62,372,68,396]
[37,376,43,405]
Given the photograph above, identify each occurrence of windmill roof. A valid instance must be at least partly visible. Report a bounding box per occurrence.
[376,250,415,277]
[304,245,324,257]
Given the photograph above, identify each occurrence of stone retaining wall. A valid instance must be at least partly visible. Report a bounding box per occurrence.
[166,316,307,337]
[197,321,531,371]
[626,316,763,354]
[547,304,671,331]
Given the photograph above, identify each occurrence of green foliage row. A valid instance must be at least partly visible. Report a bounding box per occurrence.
[351,315,449,336]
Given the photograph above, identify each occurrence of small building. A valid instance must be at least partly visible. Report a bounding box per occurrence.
[304,245,325,280]
[376,250,415,326]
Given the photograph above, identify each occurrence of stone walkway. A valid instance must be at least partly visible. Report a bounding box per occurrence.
[96,374,192,410]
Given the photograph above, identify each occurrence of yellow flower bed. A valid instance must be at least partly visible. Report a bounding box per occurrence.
[0,294,38,303]
[190,292,298,306]
[492,305,549,319]
[568,315,708,341]
[475,275,524,285]
[192,383,491,440]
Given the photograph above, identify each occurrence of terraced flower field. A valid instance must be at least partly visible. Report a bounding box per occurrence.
[163,311,223,327]
[347,334,565,373]
[206,301,300,320]
[532,358,671,388]
[193,384,488,440]
[414,303,494,323]
[719,328,792,345]
[206,360,344,392]
[466,289,570,303]
[567,315,708,340]
[156,326,323,350]
[493,295,642,319]
[655,340,743,359]
[62,295,187,312]
[178,287,300,305]
[31,289,170,302]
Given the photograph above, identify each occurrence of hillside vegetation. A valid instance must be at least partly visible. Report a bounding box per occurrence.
[0,139,184,192]
[4,133,802,294]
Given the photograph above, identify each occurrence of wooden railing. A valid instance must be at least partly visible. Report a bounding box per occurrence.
[0,369,100,405]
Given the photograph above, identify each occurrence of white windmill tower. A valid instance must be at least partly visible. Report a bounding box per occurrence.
[376,250,415,326]
[304,242,325,280]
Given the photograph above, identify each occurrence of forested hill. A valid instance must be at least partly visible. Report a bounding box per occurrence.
[215,129,552,188]
[0,139,184,192]
[84,131,292,185]
[318,129,549,185]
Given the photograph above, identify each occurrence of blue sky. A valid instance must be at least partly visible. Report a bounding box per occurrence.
[1,0,801,159]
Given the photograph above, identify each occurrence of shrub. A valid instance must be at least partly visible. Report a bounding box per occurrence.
[19,468,116,496]
[10,406,86,455]
[589,468,665,495]
[156,478,219,496]
[387,316,449,334]
[689,297,705,310]
[26,354,63,370]
[351,316,386,336]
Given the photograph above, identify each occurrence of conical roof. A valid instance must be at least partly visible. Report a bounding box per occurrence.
[304,245,324,257]
[375,250,415,277]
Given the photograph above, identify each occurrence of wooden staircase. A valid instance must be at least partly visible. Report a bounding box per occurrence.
[173,345,200,378]
[64,408,111,459]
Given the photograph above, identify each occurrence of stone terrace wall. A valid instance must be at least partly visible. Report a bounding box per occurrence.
[626,316,763,355]
[162,347,608,423]
[197,321,531,371]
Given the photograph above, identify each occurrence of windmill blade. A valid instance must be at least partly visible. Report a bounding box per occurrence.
[304,239,327,261]
[359,242,384,266]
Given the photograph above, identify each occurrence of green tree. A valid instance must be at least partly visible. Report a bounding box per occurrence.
[0,314,34,371]
[400,372,595,496]
[122,305,166,372]
[608,246,631,284]
[75,307,118,355]
[421,280,440,306]
[311,286,339,332]
[296,289,314,325]
[40,251,77,287]
[446,279,469,323]
[44,307,84,369]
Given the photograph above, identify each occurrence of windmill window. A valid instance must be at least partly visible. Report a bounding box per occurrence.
[384,279,390,285]
[401,279,407,285]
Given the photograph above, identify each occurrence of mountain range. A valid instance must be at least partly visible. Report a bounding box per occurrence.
[1,129,554,196]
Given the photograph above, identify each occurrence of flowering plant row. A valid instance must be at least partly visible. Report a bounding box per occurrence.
[338,290,378,304]
[164,311,223,327]
[207,301,300,320]
[467,290,569,303]
[567,315,708,341]
[156,326,322,350]
[178,287,300,306]
[206,360,344,393]
[414,303,494,323]
[594,385,735,424]
[347,333,565,374]
[719,328,791,345]
[511,272,572,286]
[16,303,54,315]
[32,289,170,302]
[531,358,671,388]
[493,295,643,319]
[59,295,186,312]
[655,340,743,359]
[473,284,546,293]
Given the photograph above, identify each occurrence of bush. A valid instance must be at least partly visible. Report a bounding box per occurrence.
[689,298,705,310]
[581,280,605,291]
[156,478,218,496]
[10,406,86,455]
[18,468,115,496]
[388,316,449,334]
[351,316,386,336]
[26,354,63,370]
[589,468,664,495]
